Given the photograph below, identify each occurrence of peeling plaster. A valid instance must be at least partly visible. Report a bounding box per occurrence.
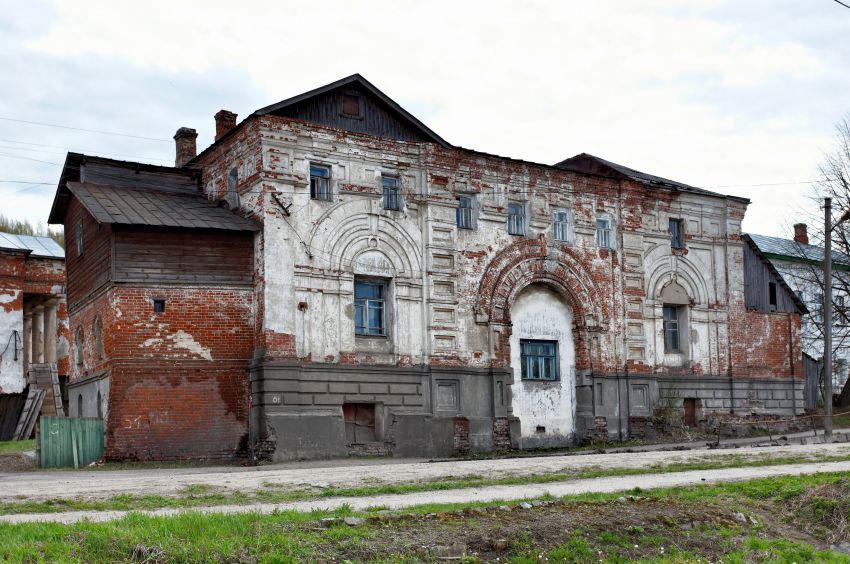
[141,330,213,361]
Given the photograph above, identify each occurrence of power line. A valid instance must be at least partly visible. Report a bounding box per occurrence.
[0,152,61,166]
[834,0,850,9]
[0,180,53,184]
[0,116,170,142]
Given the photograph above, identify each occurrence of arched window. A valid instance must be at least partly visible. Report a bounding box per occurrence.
[77,394,83,418]
[96,390,103,419]
[74,328,84,368]
[92,317,104,359]
[660,281,690,357]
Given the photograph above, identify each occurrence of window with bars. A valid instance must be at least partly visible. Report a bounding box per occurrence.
[663,305,681,353]
[310,164,331,201]
[553,209,573,242]
[382,175,400,210]
[520,340,558,381]
[596,217,613,248]
[669,218,684,248]
[355,280,386,336]
[507,202,526,235]
[457,196,474,229]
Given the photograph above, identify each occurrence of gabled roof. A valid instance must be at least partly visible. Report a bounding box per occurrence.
[554,153,749,204]
[747,232,850,269]
[252,73,450,147]
[0,231,64,259]
[742,234,809,315]
[67,182,258,232]
[49,153,203,224]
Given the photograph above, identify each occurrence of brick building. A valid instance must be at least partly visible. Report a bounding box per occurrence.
[50,74,805,461]
[0,232,68,396]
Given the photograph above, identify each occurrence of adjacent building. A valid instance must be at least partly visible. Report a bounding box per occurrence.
[50,74,806,461]
[0,232,68,395]
[748,224,850,395]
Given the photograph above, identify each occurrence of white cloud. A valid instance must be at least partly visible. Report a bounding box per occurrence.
[2,0,847,237]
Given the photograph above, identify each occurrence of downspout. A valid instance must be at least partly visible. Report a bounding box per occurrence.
[724,204,734,414]
[419,146,432,412]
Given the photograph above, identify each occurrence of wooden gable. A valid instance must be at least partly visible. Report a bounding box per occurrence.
[253,74,449,146]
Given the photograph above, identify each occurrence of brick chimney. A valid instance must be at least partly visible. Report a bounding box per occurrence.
[793,223,809,245]
[173,127,198,167]
[214,110,238,141]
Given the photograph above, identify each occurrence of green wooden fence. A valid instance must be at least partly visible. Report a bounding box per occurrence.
[39,416,105,469]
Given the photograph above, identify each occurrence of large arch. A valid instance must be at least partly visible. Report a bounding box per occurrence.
[643,244,710,306]
[307,199,423,277]
[475,238,606,328]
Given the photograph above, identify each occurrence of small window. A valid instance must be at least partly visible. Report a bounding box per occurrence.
[382,175,400,210]
[596,218,613,248]
[77,394,83,417]
[342,93,361,117]
[669,218,684,248]
[663,305,681,353]
[520,340,558,380]
[457,196,474,230]
[153,299,166,314]
[507,203,526,236]
[310,164,331,201]
[836,295,845,324]
[75,220,84,256]
[768,282,777,308]
[553,209,573,243]
[354,281,385,336]
[815,292,824,320]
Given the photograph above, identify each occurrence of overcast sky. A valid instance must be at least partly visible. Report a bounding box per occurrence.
[2,0,849,238]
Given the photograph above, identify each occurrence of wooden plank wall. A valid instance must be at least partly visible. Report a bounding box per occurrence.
[113,228,253,285]
[65,197,113,308]
[743,242,799,313]
[274,86,432,143]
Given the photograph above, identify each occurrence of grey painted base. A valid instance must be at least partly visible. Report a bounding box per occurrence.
[250,363,807,460]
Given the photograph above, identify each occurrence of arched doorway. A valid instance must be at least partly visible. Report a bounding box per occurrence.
[508,284,576,448]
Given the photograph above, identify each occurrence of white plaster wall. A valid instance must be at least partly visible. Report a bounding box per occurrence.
[0,292,23,394]
[509,285,576,441]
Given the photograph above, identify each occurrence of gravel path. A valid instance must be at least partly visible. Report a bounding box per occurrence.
[1,442,849,503]
[3,459,849,524]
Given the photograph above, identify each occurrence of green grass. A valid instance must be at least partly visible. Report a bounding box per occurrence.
[2,450,849,516]
[0,440,35,454]
[2,473,850,563]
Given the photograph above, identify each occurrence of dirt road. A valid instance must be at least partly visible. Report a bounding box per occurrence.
[2,441,849,503]
[3,458,850,524]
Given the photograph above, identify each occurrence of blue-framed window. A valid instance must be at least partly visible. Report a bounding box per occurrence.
[663,305,681,353]
[355,281,386,336]
[310,164,331,200]
[457,196,473,229]
[520,340,558,380]
[507,202,526,235]
[382,175,400,210]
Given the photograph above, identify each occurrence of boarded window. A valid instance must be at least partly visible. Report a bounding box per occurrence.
[520,339,558,381]
[92,317,103,359]
[342,93,361,117]
[74,328,84,368]
[669,218,684,248]
[75,220,84,256]
[343,403,375,443]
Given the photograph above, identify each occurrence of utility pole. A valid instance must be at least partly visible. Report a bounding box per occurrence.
[825,197,835,440]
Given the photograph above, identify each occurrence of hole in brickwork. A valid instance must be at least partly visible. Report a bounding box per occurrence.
[152,298,166,313]
[535,425,546,434]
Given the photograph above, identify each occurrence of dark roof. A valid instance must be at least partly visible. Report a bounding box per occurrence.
[252,73,450,146]
[49,153,203,224]
[0,232,64,258]
[741,234,809,315]
[67,182,258,231]
[554,153,749,204]
[747,233,850,268]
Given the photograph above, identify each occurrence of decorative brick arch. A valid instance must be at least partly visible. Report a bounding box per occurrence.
[475,237,606,328]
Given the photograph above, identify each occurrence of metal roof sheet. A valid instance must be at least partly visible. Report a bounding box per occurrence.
[0,231,64,258]
[747,233,850,267]
[67,182,259,232]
